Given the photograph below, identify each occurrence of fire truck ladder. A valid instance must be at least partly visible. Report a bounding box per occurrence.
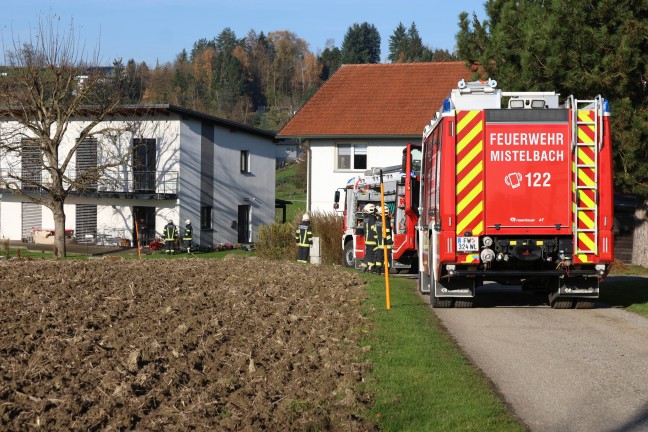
[571,96,603,259]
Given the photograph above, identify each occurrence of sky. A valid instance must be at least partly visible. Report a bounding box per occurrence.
[1,0,487,66]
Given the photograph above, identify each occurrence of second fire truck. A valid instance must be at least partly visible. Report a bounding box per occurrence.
[334,143,421,272]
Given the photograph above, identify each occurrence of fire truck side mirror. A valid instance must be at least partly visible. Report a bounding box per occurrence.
[334,190,340,204]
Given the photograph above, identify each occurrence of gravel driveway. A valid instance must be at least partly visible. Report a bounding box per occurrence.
[428,277,648,432]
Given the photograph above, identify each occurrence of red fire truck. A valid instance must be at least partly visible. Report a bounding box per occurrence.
[418,79,613,309]
[334,143,421,272]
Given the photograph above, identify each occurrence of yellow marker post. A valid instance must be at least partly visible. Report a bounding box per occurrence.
[379,170,391,310]
[134,219,142,259]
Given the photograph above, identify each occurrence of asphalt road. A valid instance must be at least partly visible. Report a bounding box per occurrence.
[427,277,648,432]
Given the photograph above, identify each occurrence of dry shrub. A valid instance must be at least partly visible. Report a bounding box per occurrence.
[256,222,295,261]
[310,211,343,265]
[257,211,343,264]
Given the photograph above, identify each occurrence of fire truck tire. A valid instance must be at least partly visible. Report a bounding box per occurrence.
[454,298,475,308]
[550,297,574,309]
[574,299,595,309]
[343,242,355,268]
[431,294,453,308]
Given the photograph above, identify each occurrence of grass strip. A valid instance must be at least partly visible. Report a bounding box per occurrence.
[600,278,648,318]
[361,275,524,432]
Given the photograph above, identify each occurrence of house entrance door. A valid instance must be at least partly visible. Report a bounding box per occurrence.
[133,207,156,246]
[237,205,251,244]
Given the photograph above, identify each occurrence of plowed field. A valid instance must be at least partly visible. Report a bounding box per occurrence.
[0,256,377,431]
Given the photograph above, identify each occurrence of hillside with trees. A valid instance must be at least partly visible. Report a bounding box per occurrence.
[114,22,456,131]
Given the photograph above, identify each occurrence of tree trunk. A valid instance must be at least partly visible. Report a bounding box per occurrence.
[631,200,648,268]
[52,200,67,259]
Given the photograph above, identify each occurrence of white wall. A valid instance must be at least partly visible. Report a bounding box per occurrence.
[308,138,414,213]
[97,205,134,239]
[0,201,21,239]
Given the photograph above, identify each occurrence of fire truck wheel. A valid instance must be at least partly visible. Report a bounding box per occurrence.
[574,299,595,309]
[343,242,355,268]
[550,297,574,309]
[454,298,474,308]
[431,295,453,308]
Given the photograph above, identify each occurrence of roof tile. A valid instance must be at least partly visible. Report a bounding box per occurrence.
[278,62,473,137]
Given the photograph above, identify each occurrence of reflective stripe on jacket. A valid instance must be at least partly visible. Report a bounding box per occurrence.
[164,224,178,241]
[364,213,377,245]
[374,216,393,249]
[295,222,313,247]
[183,225,193,241]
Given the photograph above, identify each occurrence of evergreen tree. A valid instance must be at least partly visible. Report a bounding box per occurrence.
[406,22,427,61]
[211,29,245,115]
[122,58,145,103]
[429,48,457,62]
[190,38,216,61]
[388,22,408,63]
[341,22,381,64]
[216,28,239,53]
[319,45,342,80]
[456,0,648,264]
[389,21,443,63]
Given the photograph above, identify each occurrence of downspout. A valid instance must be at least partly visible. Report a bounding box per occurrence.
[305,139,311,212]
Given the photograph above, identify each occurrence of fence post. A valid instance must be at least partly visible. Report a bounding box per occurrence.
[310,236,321,265]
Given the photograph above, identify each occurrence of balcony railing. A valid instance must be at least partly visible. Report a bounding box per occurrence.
[0,167,178,197]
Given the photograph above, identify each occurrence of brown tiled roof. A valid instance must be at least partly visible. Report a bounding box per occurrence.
[278,62,473,138]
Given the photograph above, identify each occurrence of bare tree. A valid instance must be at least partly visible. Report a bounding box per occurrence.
[0,15,128,258]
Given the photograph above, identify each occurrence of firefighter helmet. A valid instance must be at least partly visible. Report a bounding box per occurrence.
[302,213,310,221]
[378,205,390,216]
[363,204,376,214]
[185,219,191,225]
[168,219,173,224]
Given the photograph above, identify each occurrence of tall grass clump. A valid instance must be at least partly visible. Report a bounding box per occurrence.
[310,211,343,265]
[256,211,343,263]
[256,223,295,261]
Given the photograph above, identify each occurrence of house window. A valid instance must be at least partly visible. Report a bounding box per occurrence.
[240,150,251,173]
[200,205,212,230]
[132,138,156,192]
[76,137,98,192]
[336,143,367,170]
[21,139,43,190]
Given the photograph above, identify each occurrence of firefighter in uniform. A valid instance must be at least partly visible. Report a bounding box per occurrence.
[361,204,377,272]
[163,219,178,255]
[373,205,393,274]
[182,219,193,253]
[295,213,313,263]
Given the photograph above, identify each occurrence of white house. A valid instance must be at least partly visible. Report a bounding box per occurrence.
[278,62,473,213]
[0,105,277,248]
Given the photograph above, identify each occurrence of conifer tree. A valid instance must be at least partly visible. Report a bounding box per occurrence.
[341,22,381,64]
[388,22,408,63]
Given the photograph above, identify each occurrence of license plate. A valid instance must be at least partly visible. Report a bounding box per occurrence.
[457,236,479,252]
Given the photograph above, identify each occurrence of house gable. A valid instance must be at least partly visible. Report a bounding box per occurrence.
[278,62,474,138]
